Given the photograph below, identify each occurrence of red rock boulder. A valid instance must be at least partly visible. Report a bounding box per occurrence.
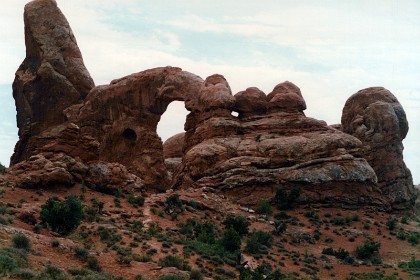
[341,87,416,209]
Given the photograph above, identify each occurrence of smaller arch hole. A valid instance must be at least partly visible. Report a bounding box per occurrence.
[123,128,137,141]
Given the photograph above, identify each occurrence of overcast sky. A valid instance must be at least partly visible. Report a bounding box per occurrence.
[0,0,419,183]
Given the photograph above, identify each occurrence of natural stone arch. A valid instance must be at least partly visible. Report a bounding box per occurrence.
[65,67,204,191]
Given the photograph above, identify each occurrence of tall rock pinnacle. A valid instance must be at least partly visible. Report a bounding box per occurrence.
[11,0,95,164]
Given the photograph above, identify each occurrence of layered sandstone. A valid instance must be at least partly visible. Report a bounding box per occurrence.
[173,79,385,208]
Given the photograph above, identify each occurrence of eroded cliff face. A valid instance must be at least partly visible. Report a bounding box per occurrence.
[8,0,416,210]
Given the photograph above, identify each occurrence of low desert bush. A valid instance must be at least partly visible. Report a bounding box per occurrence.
[178,218,216,244]
[128,193,145,207]
[322,247,350,260]
[40,195,84,235]
[158,255,191,271]
[245,230,273,255]
[223,215,249,236]
[385,219,397,231]
[255,200,272,215]
[0,162,6,174]
[398,257,420,277]
[274,187,301,210]
[220,228,241,252]
[273,221,287,235]
[73,246,89,262]
[355,240,381,263]
[189,269,203,280]
[164,195,184,218]
[347,271,398,280]
[12,233,31,251]
[37,264,68,280]
[157,275,188,280]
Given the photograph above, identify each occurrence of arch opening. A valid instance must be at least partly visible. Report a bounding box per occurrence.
[123,128,137,142]
[157,101,188,142]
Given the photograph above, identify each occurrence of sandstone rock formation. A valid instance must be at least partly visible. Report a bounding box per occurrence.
[173,79,386,208]
[163,132,185,159]
[8,0,416,210]
[65,67,203,190]
[8,153,87,189]
[84,161,144,194]
[163,132,185,178]
[11,0,95,165]
[342,87,416,209]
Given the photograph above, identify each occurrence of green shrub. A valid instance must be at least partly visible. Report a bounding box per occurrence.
[114,188,123,198]
[220,228,242,252]
[12,233,31,251]
[12,268,37,279]
[87,255,102,272]
[189,269,203,280]
[98,227,111,241]
[347,271,398,280]
[178,218,216,244]
[157,275,187,280]
[273,221,287,236]
[0,247,28,268]
[33,224,42,234]
[158,255,191,271]
[73,246,89,262]
[0,162,6,174]
[40,195,85,235]
[128,193,145,207]
[398,257,420,277]
[91,198,105,214]
[0,206,7,215]
[240,263,286,280]
[274,211,291,221]
[255,201,272,215]
[322,247,334,255]
[245,230,273,255]
[133,254,152,262]
[0,255,18,275]
[215,267,236,277]
[164,195,184,217]
[385,219,397,231]
[84,206,99,222]
[407,232,419,245]
[355,240,381,261]
[68,267,119,279]
[0,215,9,225]
[322,247,350,260]
[37,264,68,280]
[223,215,249,236]
[184,239,238,262]
[274,188,301,210]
